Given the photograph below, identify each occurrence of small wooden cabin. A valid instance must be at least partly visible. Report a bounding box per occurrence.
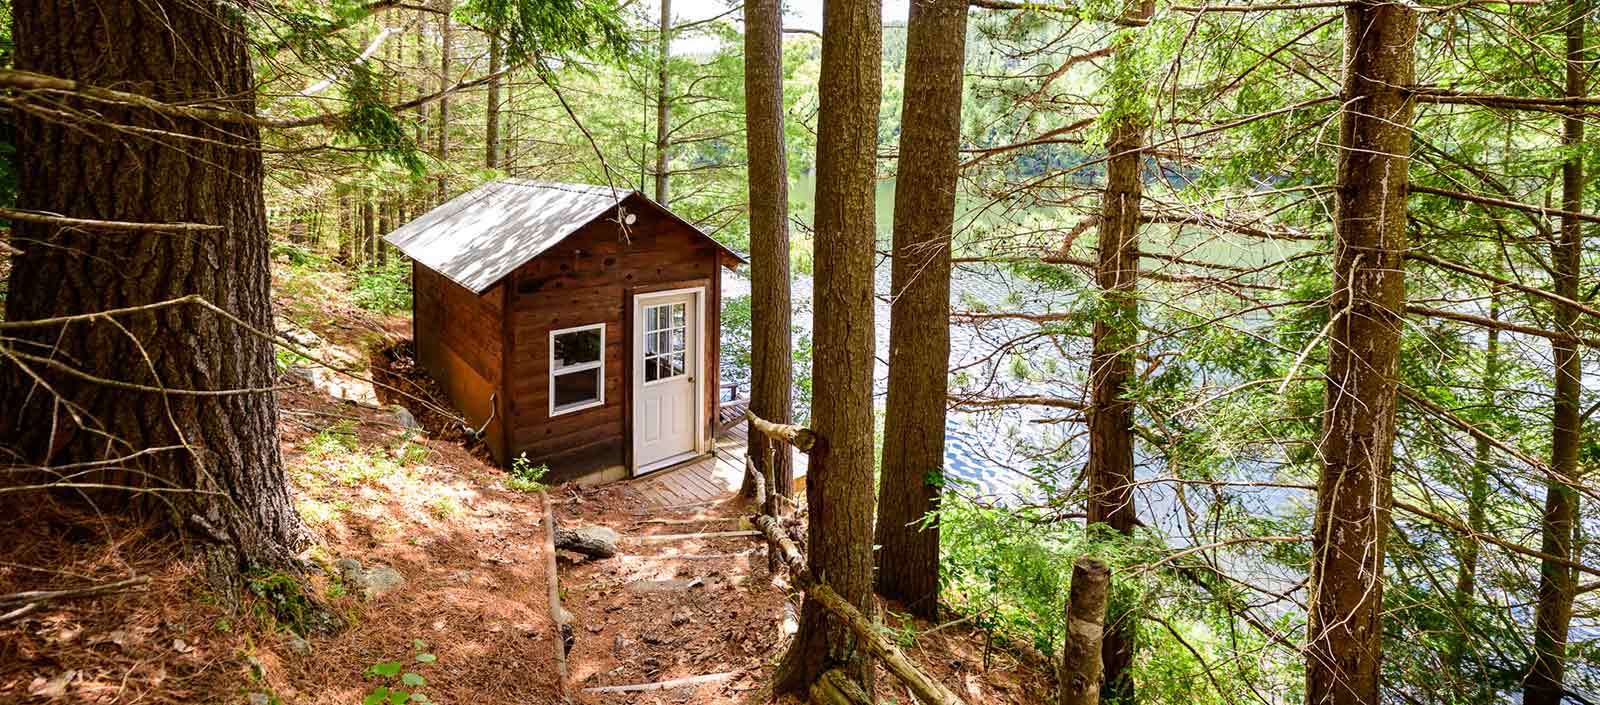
[384,180,744,484]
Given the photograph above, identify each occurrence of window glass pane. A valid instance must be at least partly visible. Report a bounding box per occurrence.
[647,306,661,331]
[553,327,601,369]
[645,356,667,382]
[671,352,686,376]
[671,328,686,352]
[553,368,600,409]
[671,304,685,327]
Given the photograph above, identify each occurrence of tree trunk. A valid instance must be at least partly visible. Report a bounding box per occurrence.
[654,0,672,205]
[362,196,377,266]
[435,0,453,204]
[1059,558,1110,705]
[414,13,428,170]
[772,0,881,694]
[875,0,967,621]
[1085,2,1152,698]
[1527,1,1586,701]
[338,192,353,264]
[1447,289,1497,683]
[1305,1,1415,703]
[486,34,501,169]
[378,199,393,267]
[1,0,309,598]
[741,0,794,500]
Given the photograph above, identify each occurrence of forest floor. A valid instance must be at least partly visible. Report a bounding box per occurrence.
[0,253,1054,704]
[0,256,562,704]
[554,484,1055,705]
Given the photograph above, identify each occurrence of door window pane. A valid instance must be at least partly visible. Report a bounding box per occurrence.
[642,299,690,384]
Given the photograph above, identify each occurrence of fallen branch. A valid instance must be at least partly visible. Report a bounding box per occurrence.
[631,530,762,542]
[0,576,151,623]
[581,672,738,693]
[541,492,571,697]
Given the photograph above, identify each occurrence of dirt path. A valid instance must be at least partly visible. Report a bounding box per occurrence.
[550,481,1055,705]
[552,485,788,703]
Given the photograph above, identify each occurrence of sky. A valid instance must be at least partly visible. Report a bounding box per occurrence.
[658,0,914,54]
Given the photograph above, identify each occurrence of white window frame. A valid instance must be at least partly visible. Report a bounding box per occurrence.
[549,323,606,417]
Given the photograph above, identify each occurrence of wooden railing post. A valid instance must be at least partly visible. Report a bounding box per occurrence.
[744,409,969,705]
[1059,557,1111,705]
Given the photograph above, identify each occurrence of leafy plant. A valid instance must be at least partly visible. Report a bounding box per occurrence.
[351,259,412,314]
[505,453,549,493]
[362,639,438,705]
[427,494,461,519]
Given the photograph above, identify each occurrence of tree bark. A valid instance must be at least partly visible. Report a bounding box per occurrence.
[1305,1,1415,703]
[1,0,310,598]
[875,0,967,621]
[1059,558,1110,705]
[378,199,393,266]
[772,0,881,694]
[486,34,501,169]
[338,191,354,264]
[435,0,453,204]
[654,0,672,205]
[1085,1,1152,698]
[362,196,377,266]
[1527,1,1587,701]
[741,0,794,500]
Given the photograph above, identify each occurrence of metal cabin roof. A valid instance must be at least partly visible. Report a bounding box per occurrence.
[383,179,744,294]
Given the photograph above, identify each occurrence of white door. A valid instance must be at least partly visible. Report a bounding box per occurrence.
[634,291,700,473]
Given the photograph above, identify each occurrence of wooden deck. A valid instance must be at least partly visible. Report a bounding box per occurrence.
[629,401,808,506]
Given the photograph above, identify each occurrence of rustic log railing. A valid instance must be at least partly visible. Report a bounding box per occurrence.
[743,409,969,705]
[1058,557,1110,705]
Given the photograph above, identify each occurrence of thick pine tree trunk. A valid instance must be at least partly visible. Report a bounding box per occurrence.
[1085,3,1152,698]
[875,0,967,621]
[1306,1,1415,702]
[2,0,309,597]
[655,0,672,205]
[1527,1,1587,701]
[772,0,881,694]
[742,0,795,500]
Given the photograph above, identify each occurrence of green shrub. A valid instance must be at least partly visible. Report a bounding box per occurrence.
[506,453,548,493]
[352,259,412,314]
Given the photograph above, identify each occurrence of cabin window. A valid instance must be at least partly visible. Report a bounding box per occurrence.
[550,323,605,415]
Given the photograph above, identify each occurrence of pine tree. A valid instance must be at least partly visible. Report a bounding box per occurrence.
[876,0,968,621]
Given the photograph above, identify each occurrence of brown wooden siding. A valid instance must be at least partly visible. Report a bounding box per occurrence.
[505,194,724,482]
[412,262,507,463]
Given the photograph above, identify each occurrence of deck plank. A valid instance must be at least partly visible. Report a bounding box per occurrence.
[632,424,781,506]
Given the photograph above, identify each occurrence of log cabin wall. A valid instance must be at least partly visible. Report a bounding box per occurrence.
[505,194,724,483]
[413,261,509,463]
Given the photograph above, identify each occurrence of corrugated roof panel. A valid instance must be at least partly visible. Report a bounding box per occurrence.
[383,180,630,293]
